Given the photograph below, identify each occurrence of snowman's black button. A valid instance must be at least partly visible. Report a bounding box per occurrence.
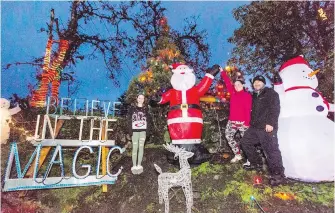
[312,92,319,97]
[316,105,324,112]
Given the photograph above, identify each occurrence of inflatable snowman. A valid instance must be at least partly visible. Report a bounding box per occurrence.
[157,63,220,164]
[274,55,334,182]
[1,98,21,144]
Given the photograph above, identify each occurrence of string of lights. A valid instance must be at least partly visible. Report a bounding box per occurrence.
[31,40,69,107]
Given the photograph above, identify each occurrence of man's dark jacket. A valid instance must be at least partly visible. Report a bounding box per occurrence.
[250,87,280,129]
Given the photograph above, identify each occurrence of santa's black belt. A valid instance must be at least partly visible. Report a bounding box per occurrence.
[170,104,201,110]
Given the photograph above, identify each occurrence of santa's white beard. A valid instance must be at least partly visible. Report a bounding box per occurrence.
[171,73,196,91]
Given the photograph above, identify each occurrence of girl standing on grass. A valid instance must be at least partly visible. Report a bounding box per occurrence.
[127,94,152,174]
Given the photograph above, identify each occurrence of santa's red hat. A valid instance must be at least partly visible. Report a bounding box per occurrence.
[279,55,309,72]
[169,63,185,70]
[169,63,194,74]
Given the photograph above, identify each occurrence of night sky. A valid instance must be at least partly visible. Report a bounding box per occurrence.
[1,1,249,102]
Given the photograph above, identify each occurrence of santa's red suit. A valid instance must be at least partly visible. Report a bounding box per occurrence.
[159,64,214,145]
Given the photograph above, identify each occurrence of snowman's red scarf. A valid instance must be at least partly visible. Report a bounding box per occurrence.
[285,86,330,110]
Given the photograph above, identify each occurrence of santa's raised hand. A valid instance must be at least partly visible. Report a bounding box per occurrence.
[206,64,221,77]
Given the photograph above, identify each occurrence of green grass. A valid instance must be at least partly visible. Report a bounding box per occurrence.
[145,143,164,149]
[120,173,128,188]
[191,162,223,177]
[195,163,334,207]
[145,202,155,213]
[274,182,334,206]
[84,188,103,203]
[49,187,85,213]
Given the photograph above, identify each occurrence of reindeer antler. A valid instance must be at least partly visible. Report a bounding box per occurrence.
[163,143,185,154]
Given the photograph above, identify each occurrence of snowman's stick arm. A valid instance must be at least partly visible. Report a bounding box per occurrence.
[9,105,21,116]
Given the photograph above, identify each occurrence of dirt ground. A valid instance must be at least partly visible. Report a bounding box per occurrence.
[1,146,334,213]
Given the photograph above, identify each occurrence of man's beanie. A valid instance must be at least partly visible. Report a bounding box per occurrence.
[252,75,266,84]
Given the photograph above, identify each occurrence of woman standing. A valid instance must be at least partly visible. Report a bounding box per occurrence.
[127,94,152,174]
[220,68,252,163]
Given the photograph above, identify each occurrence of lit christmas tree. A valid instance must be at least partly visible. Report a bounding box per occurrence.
[125,17,185,143]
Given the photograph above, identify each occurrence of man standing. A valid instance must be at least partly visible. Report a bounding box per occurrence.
[241,75,285,186]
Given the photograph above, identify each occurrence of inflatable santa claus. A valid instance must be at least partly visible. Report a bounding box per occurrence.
[157,63,220,164]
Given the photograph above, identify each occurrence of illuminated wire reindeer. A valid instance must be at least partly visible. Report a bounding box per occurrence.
[154,144,194,213]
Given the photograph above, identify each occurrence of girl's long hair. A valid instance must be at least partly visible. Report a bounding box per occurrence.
[134,93,148,108]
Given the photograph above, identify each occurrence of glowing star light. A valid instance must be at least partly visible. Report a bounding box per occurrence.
[318,8,327,21]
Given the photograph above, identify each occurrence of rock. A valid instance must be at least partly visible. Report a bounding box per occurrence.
[193,191,201,199]
[119,201,127,212]
[208,147,217,154]
[128,195,135,203]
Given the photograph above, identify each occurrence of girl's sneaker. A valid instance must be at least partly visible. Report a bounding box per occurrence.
[131,166,138,174]
[136,165,143,174]
[230,154,243,163]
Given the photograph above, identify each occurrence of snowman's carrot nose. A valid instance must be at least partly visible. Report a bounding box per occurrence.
[308,69,320,77]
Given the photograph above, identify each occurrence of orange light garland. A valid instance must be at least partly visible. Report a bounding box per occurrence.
[31,40,69,107]
[139,76,146,82]
[274,192,295,201]
[138,69,154,83]
[158,49,180,60]
[225,65,237,73]
[200,95,220,103]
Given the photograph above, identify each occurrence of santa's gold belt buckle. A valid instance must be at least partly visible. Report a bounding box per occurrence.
[181,104,188,109]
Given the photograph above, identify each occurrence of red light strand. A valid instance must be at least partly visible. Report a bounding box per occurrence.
[31,40,69,107]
